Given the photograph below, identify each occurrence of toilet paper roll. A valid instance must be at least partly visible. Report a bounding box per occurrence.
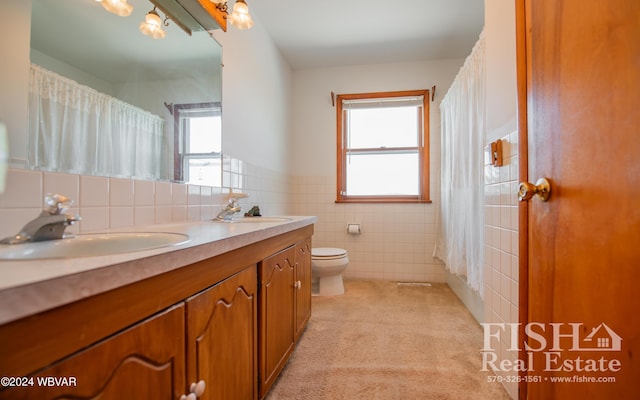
[347,224,361,234]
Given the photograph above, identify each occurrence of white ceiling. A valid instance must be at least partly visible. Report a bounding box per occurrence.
[30,0,484,80]
[248,0,485,69]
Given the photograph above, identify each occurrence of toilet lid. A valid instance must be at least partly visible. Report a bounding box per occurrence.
[312,247,347,258]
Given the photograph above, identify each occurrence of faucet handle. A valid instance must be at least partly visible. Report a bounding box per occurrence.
[45,193,73,215]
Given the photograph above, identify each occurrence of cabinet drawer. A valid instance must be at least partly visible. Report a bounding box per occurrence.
[0,304,185,400]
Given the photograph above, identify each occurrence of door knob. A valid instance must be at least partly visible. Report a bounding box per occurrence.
[518,178,551,202]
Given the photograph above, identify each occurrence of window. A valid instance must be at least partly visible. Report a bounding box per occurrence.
[336,90,430,203]
[173,102,222,186]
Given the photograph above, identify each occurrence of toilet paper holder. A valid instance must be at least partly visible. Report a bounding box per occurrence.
[347,224,361,234]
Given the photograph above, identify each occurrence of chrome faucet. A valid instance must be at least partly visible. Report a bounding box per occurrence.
[215,198,242,221]
[0,194,81,244]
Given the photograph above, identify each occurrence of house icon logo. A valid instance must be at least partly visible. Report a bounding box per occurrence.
[580,323,622,351]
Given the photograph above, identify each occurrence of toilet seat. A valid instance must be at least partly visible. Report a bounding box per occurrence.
[312,247,347,260]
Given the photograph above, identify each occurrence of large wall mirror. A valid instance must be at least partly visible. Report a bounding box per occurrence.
[29,0,223,186]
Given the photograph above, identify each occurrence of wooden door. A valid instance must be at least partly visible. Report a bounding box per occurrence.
[517,1,640,398]
[0,304,186,400]
[259,246,295,399]
[294,238,312,340]
[186,265,258,400]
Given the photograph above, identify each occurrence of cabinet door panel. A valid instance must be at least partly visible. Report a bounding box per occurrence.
[0,304,185,400]
[259,246,295,398]
[186,265,257,400]
[294,238,312,340]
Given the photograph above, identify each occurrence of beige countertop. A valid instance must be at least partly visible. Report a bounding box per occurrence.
[0,216,316,325]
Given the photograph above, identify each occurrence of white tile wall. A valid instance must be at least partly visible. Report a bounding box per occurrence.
[0,155,292,238]
[108,178,134,229]
[134,179,156,227]
[484,131,519,399]
[292,175,445,283]
[80,176,109,207]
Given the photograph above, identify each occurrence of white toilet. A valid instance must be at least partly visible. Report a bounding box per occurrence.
[311,247,349,296]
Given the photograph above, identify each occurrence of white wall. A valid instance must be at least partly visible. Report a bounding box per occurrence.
[211,22,292,175]
[485,0,518,141]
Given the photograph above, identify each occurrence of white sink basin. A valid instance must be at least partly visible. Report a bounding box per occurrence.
[0,232,190,260]
[216,217,292,224]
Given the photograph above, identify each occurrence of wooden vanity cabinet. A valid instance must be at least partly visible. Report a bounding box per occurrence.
[0,266,258,400]
[0,225,313,400]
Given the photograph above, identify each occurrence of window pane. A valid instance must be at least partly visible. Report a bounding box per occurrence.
[185,157,222,187]
[346,153,419,196]
[188,116,221,153]
[348,107,418,149]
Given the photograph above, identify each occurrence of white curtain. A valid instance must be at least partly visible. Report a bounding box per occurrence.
[434,31,486,295]
[28,64,165,180]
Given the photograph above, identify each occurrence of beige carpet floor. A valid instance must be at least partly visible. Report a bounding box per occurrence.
[266,280,511,400]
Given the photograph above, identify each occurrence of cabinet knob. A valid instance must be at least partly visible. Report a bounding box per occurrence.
[181,380,205,399]
[191,380,206,397]
[293,280,302,290]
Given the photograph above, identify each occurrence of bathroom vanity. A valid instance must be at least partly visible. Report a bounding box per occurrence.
[0,217,315,399]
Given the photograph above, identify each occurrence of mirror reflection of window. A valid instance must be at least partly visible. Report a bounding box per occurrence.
[174,102,222,186]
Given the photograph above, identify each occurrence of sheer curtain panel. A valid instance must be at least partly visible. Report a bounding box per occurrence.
[28,64,165,180]
[434,31,486,295]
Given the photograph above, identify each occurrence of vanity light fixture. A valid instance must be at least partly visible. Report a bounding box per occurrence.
[139,7,169,39]
[210,0,254,30]
[96,0,134,17]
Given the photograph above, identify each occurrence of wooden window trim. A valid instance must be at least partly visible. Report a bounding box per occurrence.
[335,90,431,204]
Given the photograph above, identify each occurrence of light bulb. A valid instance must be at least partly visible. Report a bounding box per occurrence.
[229,0,254,30]
[139,9,166,39]
[100,0,133,17]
